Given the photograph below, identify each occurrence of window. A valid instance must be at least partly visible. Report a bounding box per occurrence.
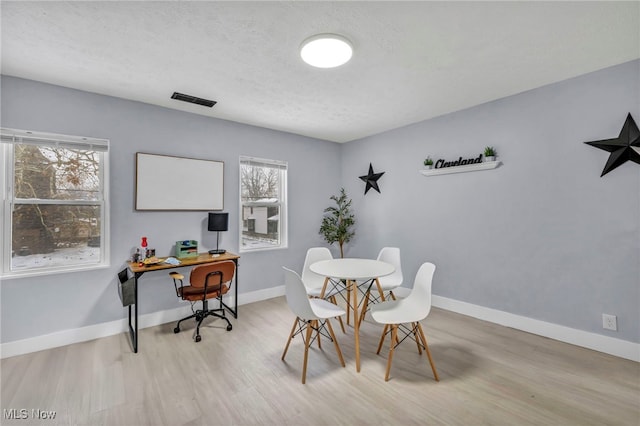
[1,128,109,277]
[239,156,287,252]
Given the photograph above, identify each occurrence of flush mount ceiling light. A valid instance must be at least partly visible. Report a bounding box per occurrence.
[300,34,353,68]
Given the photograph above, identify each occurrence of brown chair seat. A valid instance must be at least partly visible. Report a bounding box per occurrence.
[179,283,229,301]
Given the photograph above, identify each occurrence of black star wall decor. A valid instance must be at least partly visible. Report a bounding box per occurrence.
[584,113,640,177]
[359,163,385,194]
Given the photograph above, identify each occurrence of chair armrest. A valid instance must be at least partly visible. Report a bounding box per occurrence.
[169,272,185,298]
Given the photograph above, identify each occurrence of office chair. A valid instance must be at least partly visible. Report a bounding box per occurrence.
[301,247,346,333]
[359,247,403,326]
[169,260,235,342]
[281,267,346,384]
[370,262,439,382]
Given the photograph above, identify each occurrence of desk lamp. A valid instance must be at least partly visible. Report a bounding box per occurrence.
[207,212,228,255]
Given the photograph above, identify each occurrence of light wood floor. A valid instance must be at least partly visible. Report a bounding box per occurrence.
[2,296,639,426]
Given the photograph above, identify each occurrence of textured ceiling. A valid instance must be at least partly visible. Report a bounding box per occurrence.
[1,1,639,143]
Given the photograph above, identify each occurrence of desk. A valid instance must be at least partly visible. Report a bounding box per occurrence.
[126,252,240,353]
[310,258,394,372]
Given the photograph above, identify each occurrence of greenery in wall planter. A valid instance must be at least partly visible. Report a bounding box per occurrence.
[484,146,497,162]
[423,156,434,169]
[319,188,355,258]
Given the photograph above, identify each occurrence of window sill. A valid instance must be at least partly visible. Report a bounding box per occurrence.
[1,262,110,280]
[239,244,289,254]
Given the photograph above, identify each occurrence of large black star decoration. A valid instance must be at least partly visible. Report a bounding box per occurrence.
[359,163,385,194]
[584,113,640,177]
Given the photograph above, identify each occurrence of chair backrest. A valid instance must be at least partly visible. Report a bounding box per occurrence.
[376,247,403,287]
[301,247,333,291]
[190,260,236,290]
[405,262,436,319]
[283,267,316,320]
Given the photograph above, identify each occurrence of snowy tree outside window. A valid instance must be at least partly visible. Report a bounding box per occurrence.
[1,128,109,277]
[239,156,287,252]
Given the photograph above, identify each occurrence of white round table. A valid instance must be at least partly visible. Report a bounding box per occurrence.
[310,258,395,372]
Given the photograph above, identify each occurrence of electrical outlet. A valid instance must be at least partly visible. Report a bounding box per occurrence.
[602,314,617,331]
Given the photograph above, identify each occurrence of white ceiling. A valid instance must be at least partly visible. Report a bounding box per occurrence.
[1,1,639,143]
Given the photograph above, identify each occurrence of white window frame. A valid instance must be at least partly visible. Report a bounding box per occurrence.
[239,156,288,253]
[1,128,110,278]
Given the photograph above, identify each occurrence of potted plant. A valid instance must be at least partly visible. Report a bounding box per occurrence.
[319,188,355,258]
[484,146,497,162]
[423,156,434,169]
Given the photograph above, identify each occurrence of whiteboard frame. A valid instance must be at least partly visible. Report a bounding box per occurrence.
[135,152,224,211]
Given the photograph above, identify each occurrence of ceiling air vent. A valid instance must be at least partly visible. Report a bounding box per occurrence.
[170,92,217,108]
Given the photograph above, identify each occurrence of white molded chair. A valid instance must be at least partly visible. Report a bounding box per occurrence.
[302,247,335,297]
[370,262,439,382]
[281,267,346,384]
[302,247,346,332]
[359,247,403,326]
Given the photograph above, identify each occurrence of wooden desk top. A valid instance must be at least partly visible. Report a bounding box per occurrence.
[127,252,240,274]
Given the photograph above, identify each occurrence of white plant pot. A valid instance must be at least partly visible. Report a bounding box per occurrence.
[485,156,496,162]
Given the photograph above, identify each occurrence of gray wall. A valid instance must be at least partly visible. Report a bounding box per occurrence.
[2,59,638,346]
[0,76,341,343]
[341,60,639,343]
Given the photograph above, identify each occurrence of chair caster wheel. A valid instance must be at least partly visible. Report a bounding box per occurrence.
[174,327,180,334]
[195,335,202,342]
[226,324,233,331]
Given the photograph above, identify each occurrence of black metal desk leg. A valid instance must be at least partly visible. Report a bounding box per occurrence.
[221,259,238,318]
[128,274,140,353]
[234,259,238,318]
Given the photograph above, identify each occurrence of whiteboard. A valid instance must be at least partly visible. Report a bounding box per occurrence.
[135,152,224,210]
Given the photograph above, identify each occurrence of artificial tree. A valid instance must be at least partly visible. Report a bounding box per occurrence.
[319,188,355,258]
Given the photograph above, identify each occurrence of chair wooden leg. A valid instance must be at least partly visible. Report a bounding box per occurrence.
[282,317,298,360]
[376,324,389,354]
[325,318,345,367]
[331,295,346,334]
[315,320,322,349]
[412,322,423,355]
[358,290,370,327]
[384,325,398,381]
[361,278,386,329]
[302,320,313,384]
[375,279,386,302]
[417,323,439,382]
[389,290,396,300]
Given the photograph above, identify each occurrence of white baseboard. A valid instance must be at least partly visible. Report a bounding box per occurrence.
[1,285,637,363]
[0,285,285,359]
[430,294,639,362]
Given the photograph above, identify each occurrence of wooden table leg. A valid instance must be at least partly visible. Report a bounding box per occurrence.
[352,279,361,372]
[346,284,351,326]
